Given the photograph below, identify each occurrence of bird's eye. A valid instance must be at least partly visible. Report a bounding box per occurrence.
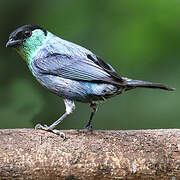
[24,31,32,38]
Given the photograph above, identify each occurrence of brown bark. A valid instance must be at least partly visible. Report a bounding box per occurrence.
[0,129,180,179]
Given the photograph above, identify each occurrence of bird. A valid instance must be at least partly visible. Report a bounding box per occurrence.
[6,24,175,138]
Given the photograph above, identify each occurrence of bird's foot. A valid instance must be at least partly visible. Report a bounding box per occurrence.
[84,124,93,130]
[35,123,66,139]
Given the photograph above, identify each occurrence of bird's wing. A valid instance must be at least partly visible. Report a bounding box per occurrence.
[33,53,126,85]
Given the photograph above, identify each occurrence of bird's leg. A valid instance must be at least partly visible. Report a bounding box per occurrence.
[35,99,75,139]
[84,102,98,130]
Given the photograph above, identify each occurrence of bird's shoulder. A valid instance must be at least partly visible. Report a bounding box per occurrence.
[32,33,126,85]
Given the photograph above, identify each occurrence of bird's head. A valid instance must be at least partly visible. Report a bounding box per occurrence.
[6,25,47,60]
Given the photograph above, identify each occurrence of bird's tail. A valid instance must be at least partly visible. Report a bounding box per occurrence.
[123,77,175,91]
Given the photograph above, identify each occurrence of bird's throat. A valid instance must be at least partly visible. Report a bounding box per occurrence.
[16,30,48,68]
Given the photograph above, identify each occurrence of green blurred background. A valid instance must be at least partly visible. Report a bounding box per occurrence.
[0,0,179,130]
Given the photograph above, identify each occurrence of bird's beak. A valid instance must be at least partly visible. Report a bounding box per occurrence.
[6,38,22,48]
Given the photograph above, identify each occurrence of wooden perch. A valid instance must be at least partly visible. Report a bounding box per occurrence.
[0,129,180,179]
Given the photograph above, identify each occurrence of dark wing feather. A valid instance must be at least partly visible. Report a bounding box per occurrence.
[87,54,124,82]
[33,53,126,85]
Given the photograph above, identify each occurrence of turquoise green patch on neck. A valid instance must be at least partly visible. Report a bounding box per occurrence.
[17,29,47,63]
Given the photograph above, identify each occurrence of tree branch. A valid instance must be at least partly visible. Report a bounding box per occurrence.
[0,129,180,179]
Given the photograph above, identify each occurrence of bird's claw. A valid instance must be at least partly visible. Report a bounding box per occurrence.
[35,123,46,130]
[84,124,93,130]
[35,123,66,139]
[52,129,66,139]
